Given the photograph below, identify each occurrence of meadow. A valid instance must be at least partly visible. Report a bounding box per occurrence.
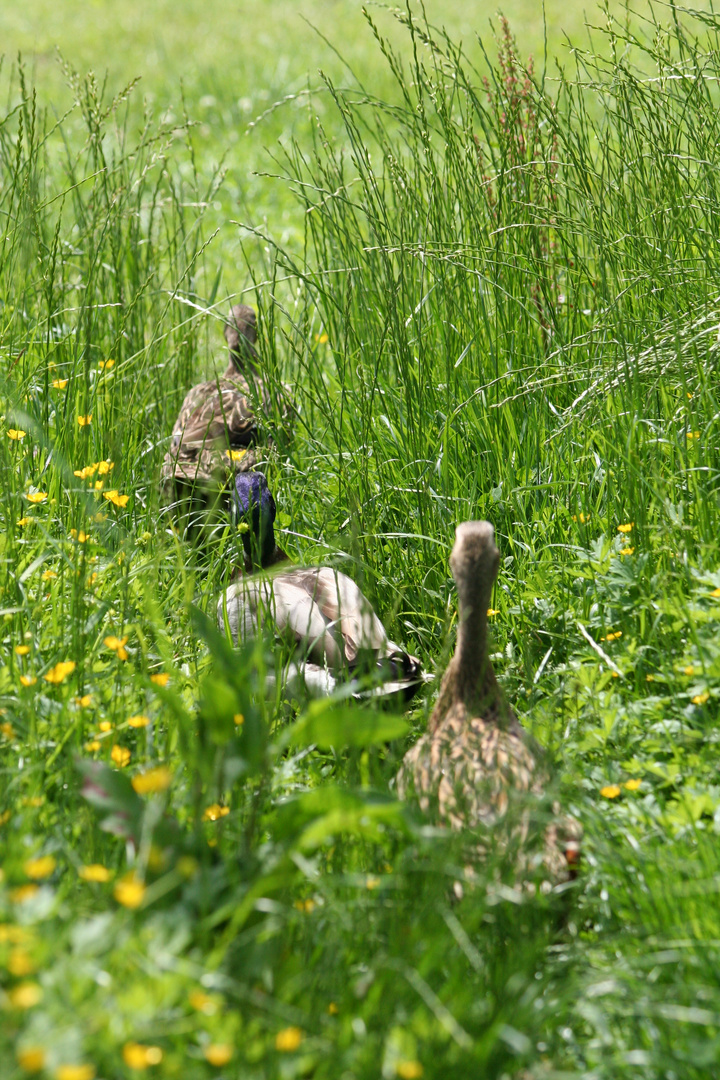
[3,1,720,1077]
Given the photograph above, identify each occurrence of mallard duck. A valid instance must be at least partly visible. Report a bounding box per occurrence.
[396,522,580,881]
[161,304,284,540]
[217,473,424,700]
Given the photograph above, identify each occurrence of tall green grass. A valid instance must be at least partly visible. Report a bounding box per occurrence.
[3,5,720,1077]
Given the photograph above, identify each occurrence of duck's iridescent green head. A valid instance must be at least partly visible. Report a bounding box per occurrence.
[234,472,276,567]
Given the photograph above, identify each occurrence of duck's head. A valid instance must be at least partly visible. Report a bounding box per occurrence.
[234,471,276,568]
[449,521,500,614]
[225,304,259,372]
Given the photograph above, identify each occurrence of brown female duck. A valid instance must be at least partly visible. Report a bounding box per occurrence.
[396,521,580,880]
[161,305,286,539]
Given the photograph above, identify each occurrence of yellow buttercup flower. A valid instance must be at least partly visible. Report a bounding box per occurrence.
[17,517,32,526]
[131,767,172,795]
[122,1043,163,1068]
[127,714,150,728]
[233,713,244,726]
[75,694,93,707]
[275,1027,303,1052]
[692,692,710,706]
[600,784,621,799]
[43,661,76,684]
[104,635,129,660]
[78,864,111,883]
[52,378,69,389]
[9,884,40,903]
[203,803,230,822]
[55,1066,96,1080]
[8,982,43,1008]
[204,1045,233,1066]
[84,740,101,752]
[600,631,622,642]
[486,608,500,616]
[16,1046,46,1071]
[74,464,98,479]
[26,492,47,504]
[365,876,380,890]
[7,428,26,440]
[9,948,36,975]
[684,665,695,676]
[624,779,642,791]
[77,414,92,426]
[226,448,247,462]
[1,722,15,739]
[102,490,130,507]
[620,546,634,556]
[294,898,315,913]
[20,675,37,687]
[98,359,115,370]
[397,1063,424,1080]
[315,332,329,344]
[98,720,113,732]
[24,855,56,879]
[15,644,31,656]
[150,672,170,687]
[189,989,220,1014]
[617,523,633,534]
[41,569,57,581]
[69,529,89,543]
[0,924,31,943]
[111,745,131,767]
[97,460,114,475]
[711,587,720,599]
[114,874,146,909]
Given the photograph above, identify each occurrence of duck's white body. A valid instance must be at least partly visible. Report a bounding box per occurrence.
[218,565,423,699]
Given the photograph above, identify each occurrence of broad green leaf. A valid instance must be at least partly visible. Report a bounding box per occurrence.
[286,702,409,749]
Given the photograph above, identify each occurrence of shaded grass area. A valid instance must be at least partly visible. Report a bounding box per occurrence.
[3,3,720,1077]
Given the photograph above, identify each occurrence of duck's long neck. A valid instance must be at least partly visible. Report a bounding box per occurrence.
[453,576,501,714]
[227,347,260,381]
[243,544,288,575]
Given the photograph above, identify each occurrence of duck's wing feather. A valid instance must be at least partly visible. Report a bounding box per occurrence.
[282,567,388,664]
[171,377,258,450]
[161,376,261,489]
[396,703,542,829]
